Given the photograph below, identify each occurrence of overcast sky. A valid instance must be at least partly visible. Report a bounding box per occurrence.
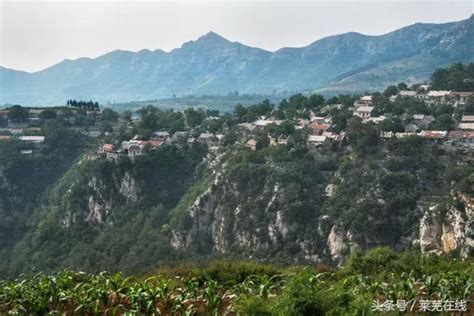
[0,0,472,72]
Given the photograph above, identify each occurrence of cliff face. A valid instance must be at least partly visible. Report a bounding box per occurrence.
[171,157,331,263]
[418,193,473,258]
[169,147,472,265]
[61,171,138,226]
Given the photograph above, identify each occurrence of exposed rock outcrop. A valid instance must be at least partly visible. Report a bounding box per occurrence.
[418,193,473,258]
[170,169,325,262]
[61,170,139,227]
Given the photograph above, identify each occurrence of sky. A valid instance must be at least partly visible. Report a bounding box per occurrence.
[0,0,472,72]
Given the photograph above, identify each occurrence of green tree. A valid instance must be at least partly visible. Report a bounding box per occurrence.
[7,105,28,123]
[185,108,206,128]
[305,94,325,110]
[380,117,405,133]
[397,82,408,90]
[39,109,57,120]
[100,108,119,122]
[383,85,398,97]
[429,114,454,131]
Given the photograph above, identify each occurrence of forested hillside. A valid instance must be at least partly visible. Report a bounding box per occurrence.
[0,121,89,277]
[0,64,472,281]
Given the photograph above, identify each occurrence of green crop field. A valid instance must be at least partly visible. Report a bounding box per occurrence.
[0,248,472,315]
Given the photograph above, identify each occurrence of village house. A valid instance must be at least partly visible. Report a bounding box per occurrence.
[169,131,189,144]
[18,135,45,154]
[309,111,328,123]
[98,143,119,162]
[459,115,474,130]
[380,131,395,139]
[322,131,346,142]
[253,118,284,127]
[297,118,310,128]
[121,140,145,160]
[187,137,197,145]
[395,132,418,138]
[309,122,331,135]
[419,130,447,144]
[362,116,386,124]
[0,110,9,120]
[245,139,258,151]
[449,92,473,106]
[100,143,114,153]
[307,135,328,148]
[419,84,431,92]
[19,135,45,144]
[268,133,279,146]
[447,131,474,147]
[197,132,216,145]
[405,114,435,132]
[353,106,374,119]
[238,123,256,131]
[425,90,451,105]
[354,95,373,107]
[398,90,417,97]
[215,134,224,145]
[151,131,170,141]
[10,128,23,135]
[277,135,293,146]
[146,139,164,149]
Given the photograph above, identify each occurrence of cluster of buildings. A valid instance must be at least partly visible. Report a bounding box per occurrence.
[97,130,226,162]
[387,89,473,107]
[353,88,474,122]
[0,107,97,128]
[348,91,474,148]
[239,114,347,151]
[381,130,474,147]
[0,134,45,155]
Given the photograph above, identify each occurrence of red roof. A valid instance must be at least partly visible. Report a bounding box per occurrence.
[310,123,330,131]
[147,139,163,147]
[102,144,114,152]
[420,131,446,139]
[448,131,474,139]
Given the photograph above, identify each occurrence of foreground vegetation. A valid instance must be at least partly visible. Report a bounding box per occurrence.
[0,249,472,315]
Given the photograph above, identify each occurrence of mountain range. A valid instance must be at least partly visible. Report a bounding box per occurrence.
[1,15,473,105]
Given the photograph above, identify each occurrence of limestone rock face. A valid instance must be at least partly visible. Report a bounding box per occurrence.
[61,171,138,227]
[327,225,350,265]
[418,193,473,258]
[119,172,138,202]
[170,170,326,262]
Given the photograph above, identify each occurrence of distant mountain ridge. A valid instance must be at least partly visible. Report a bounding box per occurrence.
[1,15,473,105]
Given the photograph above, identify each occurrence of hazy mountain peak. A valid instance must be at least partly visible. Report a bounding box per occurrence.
[198,31,229,43]
[0,16,471,105]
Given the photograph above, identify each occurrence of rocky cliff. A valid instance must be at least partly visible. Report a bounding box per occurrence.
[418,193,473,258]
[170,145,472,266]
[170,152,332,263]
